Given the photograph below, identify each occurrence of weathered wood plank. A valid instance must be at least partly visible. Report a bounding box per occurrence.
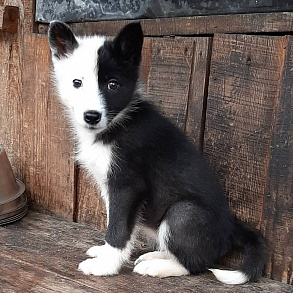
[140,38,153,89]
[205,34,286,228]
[263,36,293,285]
[147,37,194,130]
[76,168,107,230]
[204,34,288,275]
[0,27,22,179]
[1,257,102,293]
[22,34,75,219]
[0,211,292,293]
[0,0,38,185]
[67,12,293,37]
[185,37,212,149]
[22,0,38,33]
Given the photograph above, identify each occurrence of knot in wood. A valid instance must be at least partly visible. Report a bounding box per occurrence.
[246,56,252,66]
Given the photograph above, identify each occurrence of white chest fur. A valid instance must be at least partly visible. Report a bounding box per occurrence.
[75,128,112,218]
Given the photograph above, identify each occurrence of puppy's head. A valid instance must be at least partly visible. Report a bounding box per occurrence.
[48,21,143,133]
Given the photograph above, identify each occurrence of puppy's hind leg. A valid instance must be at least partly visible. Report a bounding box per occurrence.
[133,220,189,278]
[135,200,227,278]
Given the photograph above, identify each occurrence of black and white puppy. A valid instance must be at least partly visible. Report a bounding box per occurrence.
[48,21,266,284]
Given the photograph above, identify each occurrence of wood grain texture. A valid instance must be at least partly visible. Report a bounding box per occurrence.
[204,34,287,229]
[1,211,292,293]
[0,0,24,180]
[22,34,75,220]
[0,0,43,184]
[140,37,153,89]
[0,26,22,179]
[204,34,288,276]
[1,258,102,293]
[69,12,293,37]
[147,37,194,130]
[185,37,212,149]
[263,36,293,284]
[76,168,107,230]
[22,0,37,33]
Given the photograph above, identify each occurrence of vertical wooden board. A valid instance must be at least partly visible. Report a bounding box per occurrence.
[76,168,107,231]
[147,38,194,130]
[185,37,212,149]
[140,38,153,90]
[204,34,286,231]
[22,34,75,220]
[0,18,23,178]
[22,0,37,33]
[263,36,293,284]
[0,0,34,180]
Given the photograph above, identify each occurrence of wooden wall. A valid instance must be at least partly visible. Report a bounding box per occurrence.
[0,8,292,284]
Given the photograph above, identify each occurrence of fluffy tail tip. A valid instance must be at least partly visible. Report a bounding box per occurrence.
[208,268,249,285]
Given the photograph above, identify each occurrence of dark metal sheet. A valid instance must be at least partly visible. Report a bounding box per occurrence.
[36,1,293,23]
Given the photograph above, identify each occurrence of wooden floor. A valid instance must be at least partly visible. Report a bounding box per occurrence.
[0,211,292,293]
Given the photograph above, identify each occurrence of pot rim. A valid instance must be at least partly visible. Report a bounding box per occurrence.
[0,179,26,205]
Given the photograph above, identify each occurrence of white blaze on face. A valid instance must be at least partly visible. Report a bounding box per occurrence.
[51,36,108,131]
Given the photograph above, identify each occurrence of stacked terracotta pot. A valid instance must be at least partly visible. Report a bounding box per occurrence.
[0,145,28,225]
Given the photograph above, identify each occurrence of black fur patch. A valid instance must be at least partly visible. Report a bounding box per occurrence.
[97,23,143,123]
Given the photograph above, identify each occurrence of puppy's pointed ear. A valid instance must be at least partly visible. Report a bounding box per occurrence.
[113,22,143,65]
[48,21,78,59]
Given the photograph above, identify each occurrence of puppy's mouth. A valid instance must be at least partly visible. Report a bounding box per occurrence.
[86,124,98,130]
[84,123,106,133]
[84,124,100,132]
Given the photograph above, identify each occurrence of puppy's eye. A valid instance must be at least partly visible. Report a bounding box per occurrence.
[73,79,82,88]
[108,80,119,91]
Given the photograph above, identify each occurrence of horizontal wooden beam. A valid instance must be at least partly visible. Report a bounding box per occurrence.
[38,12,293,36]
[0,5,19,33]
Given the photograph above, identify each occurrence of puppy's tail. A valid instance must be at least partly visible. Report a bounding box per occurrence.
[209,220,267,285]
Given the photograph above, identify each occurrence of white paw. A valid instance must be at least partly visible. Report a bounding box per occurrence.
[79,243,132,276]
[133,259,189,278]
[134,251,169,266]
[78,257,119,276]
[86,245,107,258]
[133,259,163,277]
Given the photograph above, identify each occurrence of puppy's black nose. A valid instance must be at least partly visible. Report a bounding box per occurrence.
[84,110,101,125]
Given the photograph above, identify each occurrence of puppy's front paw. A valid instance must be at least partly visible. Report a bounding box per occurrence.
[79,243,131,276]
[78,257,119,276]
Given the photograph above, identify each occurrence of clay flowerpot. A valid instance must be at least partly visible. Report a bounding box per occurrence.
[0,145,28,225]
